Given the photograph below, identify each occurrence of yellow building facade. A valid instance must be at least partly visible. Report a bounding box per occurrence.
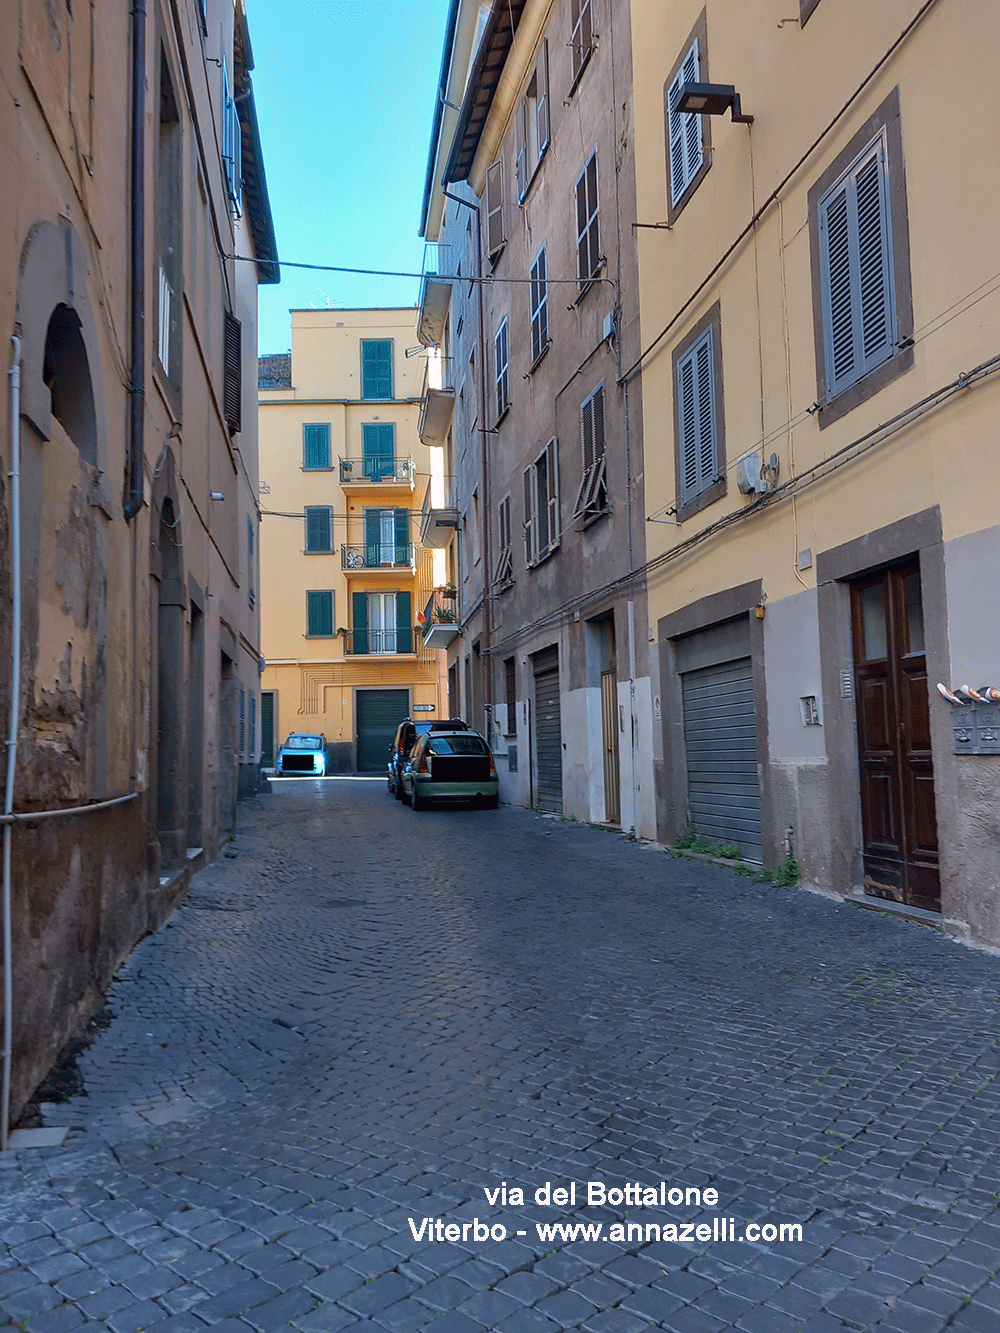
[631,0,1000,941]
[258,311,445,773]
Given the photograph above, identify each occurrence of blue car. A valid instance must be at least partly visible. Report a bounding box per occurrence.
[276,733,328,776]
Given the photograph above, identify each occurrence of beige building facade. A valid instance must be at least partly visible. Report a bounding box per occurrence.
[0,0,276,1131]
[258,311,444,774]
[631,0,1000,940]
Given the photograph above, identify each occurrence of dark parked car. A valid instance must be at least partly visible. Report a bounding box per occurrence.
[400,729,498,810]
[276,733,328,776]
[387,717,468,798]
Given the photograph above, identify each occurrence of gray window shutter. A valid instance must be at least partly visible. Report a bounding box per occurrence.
[515,100,527,201]
[486,160,504,258]
[819,134,895,398]
[668,41,702,206]
[523,466,536,564]
[546,439,559,549]
[223,312,242,433]
[537,42,550,151]
[678,329,717,503]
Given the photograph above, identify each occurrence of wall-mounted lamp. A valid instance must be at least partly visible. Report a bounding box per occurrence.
[405,344,431,358]
[754,595,767,620]
[676,81,754,124]
[210,491,225,501]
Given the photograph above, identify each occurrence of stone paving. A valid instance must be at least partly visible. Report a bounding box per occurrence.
[4,779,1000,1333]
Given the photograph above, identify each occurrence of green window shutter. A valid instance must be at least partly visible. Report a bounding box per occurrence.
[303,423,330,469]
[307,590,333,637]
[352,591,368,654]
[361,340,393,400]
[394,508,409,564]
[362,422,395,479]
[364,509,381,565]
[396,589,412,654]
[306,507,331,551]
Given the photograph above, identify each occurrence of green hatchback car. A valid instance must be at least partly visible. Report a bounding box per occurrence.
[401,729,499,810]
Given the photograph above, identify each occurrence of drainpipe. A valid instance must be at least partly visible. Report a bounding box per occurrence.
[123,0,146,522]
[2,336,22,1151]
[443,189,491,716]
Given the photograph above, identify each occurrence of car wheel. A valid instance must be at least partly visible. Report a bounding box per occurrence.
[394,776,404,800]
[411,790,426,811]
[482,794,499,809]
[400,783,411,805]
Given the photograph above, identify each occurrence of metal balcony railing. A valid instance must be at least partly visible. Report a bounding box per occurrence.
[339,456,414,485]
[341,543,415,571]
[345,626,414,656]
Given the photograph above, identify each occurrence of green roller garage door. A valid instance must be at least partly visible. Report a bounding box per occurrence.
[681,657,761,859]
[356,689,409,773]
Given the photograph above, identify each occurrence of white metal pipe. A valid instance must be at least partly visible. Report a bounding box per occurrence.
[0,791,138,826]
[3,335,22,1151]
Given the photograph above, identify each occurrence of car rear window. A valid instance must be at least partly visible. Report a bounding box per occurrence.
[426,735,489,756]
[285,735,323,749]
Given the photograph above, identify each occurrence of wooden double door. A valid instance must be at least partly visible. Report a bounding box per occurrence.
[851,561,940,911]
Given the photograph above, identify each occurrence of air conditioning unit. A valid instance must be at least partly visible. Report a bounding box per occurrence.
[736,450,767,495]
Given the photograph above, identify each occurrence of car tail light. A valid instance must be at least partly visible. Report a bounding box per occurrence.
[489,752,497,776]
[418,755,430,774]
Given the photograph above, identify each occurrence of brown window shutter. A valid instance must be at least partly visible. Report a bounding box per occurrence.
[224,311,242,434]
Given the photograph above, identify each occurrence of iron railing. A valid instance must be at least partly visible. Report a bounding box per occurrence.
[344,626,415,655]
[420,588,459,641]
[341,543,414,570]
[339,456,414,485]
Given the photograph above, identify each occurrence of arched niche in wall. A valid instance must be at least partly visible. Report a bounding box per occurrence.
[16,219,113,514]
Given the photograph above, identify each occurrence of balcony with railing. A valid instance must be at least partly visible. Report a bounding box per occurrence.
[417,242,453,350]
[339,455,415,490]
[341,543,415,573]
[419,588,460,649]
[418,351,456,448]
[344,626,415,656]
[419,475,458,550]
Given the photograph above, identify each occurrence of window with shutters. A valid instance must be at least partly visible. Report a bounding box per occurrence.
[494,319,510,422]
[360,339,393,399]
[223,311,242,434]
[249,692,256,758]
[504,657,517,735]
[222,58,242,216]
[304,506,332,553]
[524,438,560,567]
[352,591,411,655]
[362,422,395,480]
[818,132,895,401]
[156,49,182,396]
[239,686,245,757]
[302,423,331,470]
[306,590,334,638]
[574,384,608,522]
[569,0,595,88]
[494,495,514,589]
[485,159,505,263]
[575,153,601,293]
[515,42,550,202]
[663,13,712,226]
[529,246,549,368]
[363,507,410,567]
[807,89,912,427]
[671,303,727,520]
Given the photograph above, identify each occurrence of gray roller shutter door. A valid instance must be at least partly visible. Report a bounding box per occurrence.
[534,665,562,813]
[357,689,409,773]
[681,657,761,858]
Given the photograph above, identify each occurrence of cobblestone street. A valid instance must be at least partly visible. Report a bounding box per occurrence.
[5,780,1000,1333]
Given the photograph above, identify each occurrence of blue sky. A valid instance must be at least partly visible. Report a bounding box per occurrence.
[246,0,450,354]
